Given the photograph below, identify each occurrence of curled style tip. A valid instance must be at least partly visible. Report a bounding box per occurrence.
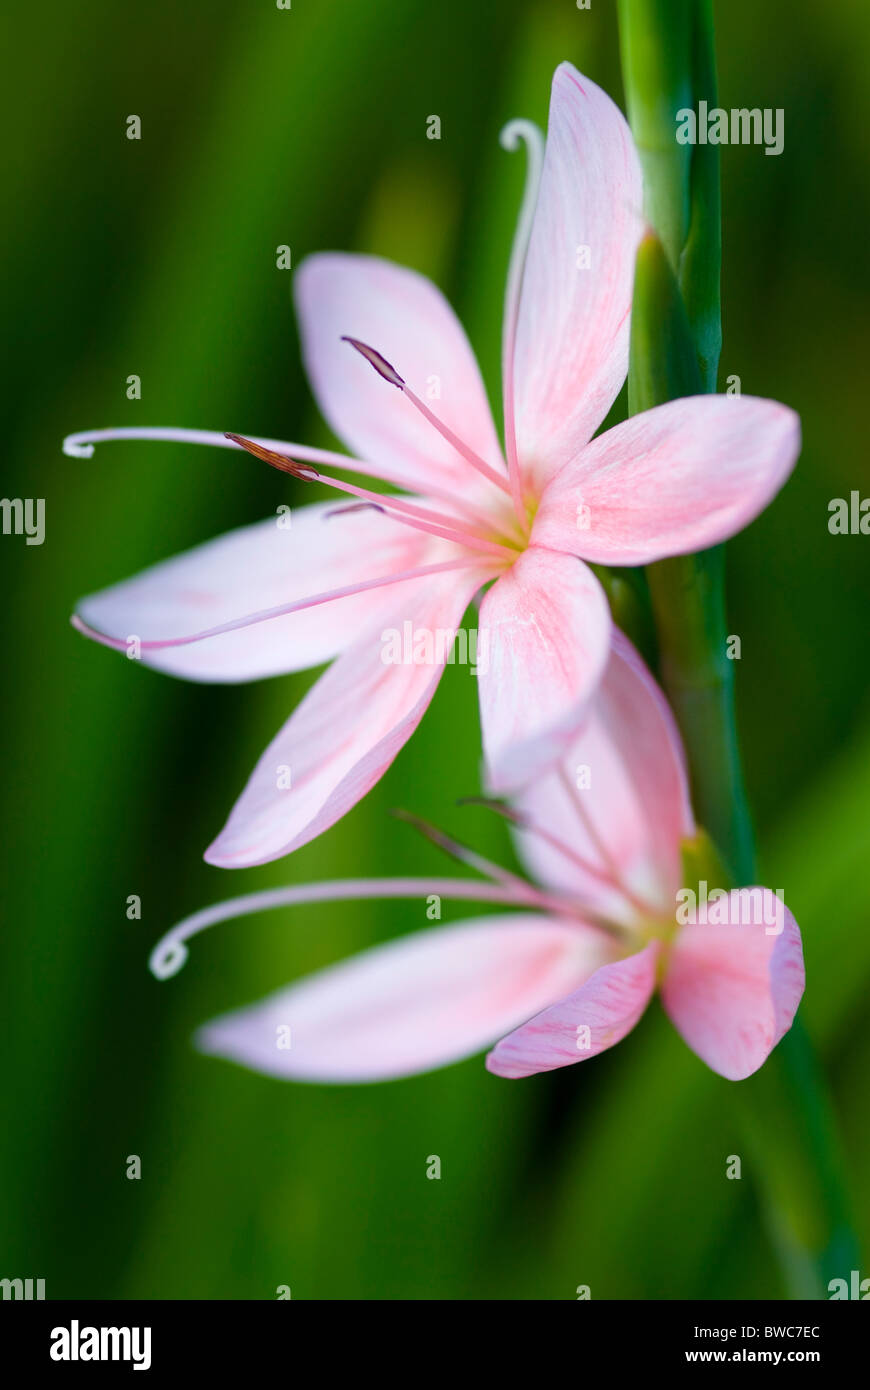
[149,940,189,980]
[63,436,95,458]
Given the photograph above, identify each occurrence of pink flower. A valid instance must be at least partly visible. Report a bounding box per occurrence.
[67,63,800,869]
[150,632,805,1083]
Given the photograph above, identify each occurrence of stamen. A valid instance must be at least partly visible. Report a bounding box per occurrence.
[390,808,526,890]
[227,433,517,560]
[222,433,493,536]
[393,807,626,938]
[148,875,575,980]
[459,795,632,904]
[556,769,662,919]
[71,557,490,654]
[499,118,545,525]
[342,337,512,495]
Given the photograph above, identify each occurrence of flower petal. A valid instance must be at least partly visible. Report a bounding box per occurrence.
[486,941,658,1079]
[532,395,800,565]
[513,629,693,923]
[205,564,488,866]
[661,890,805,1080]
[512,63,643,493]
[477,546,611,794]
[294,253,505,498]
[196,915,611,1082]
[76,502,450,682]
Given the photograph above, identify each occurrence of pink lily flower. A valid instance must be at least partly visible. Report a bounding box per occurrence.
[66,63,800,869]
[149,631,805,1083]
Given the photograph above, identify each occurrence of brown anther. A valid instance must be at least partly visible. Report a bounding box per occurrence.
[341,337,405,388]
[224,433,320,480]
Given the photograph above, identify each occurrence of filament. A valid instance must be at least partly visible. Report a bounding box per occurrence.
[226,434,516,560]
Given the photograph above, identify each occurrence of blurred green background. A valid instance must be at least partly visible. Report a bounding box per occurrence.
[2,0,868,1299]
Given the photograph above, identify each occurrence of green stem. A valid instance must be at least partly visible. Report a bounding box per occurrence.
[678,0,722,391]
[618,0,858,1297]
[627,231,752,883]
[617,0,693,270]
[647,547,754,882]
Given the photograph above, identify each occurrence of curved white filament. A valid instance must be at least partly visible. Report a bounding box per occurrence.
[499,118,545,523]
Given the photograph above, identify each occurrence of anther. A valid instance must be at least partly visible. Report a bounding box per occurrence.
[341,337,405,387]
[224,432,320,479]
[342,337,511,495]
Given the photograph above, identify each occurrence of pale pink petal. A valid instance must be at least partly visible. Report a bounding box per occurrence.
[486,941,658,1079]
[476,546,611,794]
[513,629,694,923]
[205,564,488,866]
[661,890,805,1080]
[531,396,800,565]
[512,63,643,494]
[294,253,505,498]
[76,502,452,682]
[196,915,614,1082]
